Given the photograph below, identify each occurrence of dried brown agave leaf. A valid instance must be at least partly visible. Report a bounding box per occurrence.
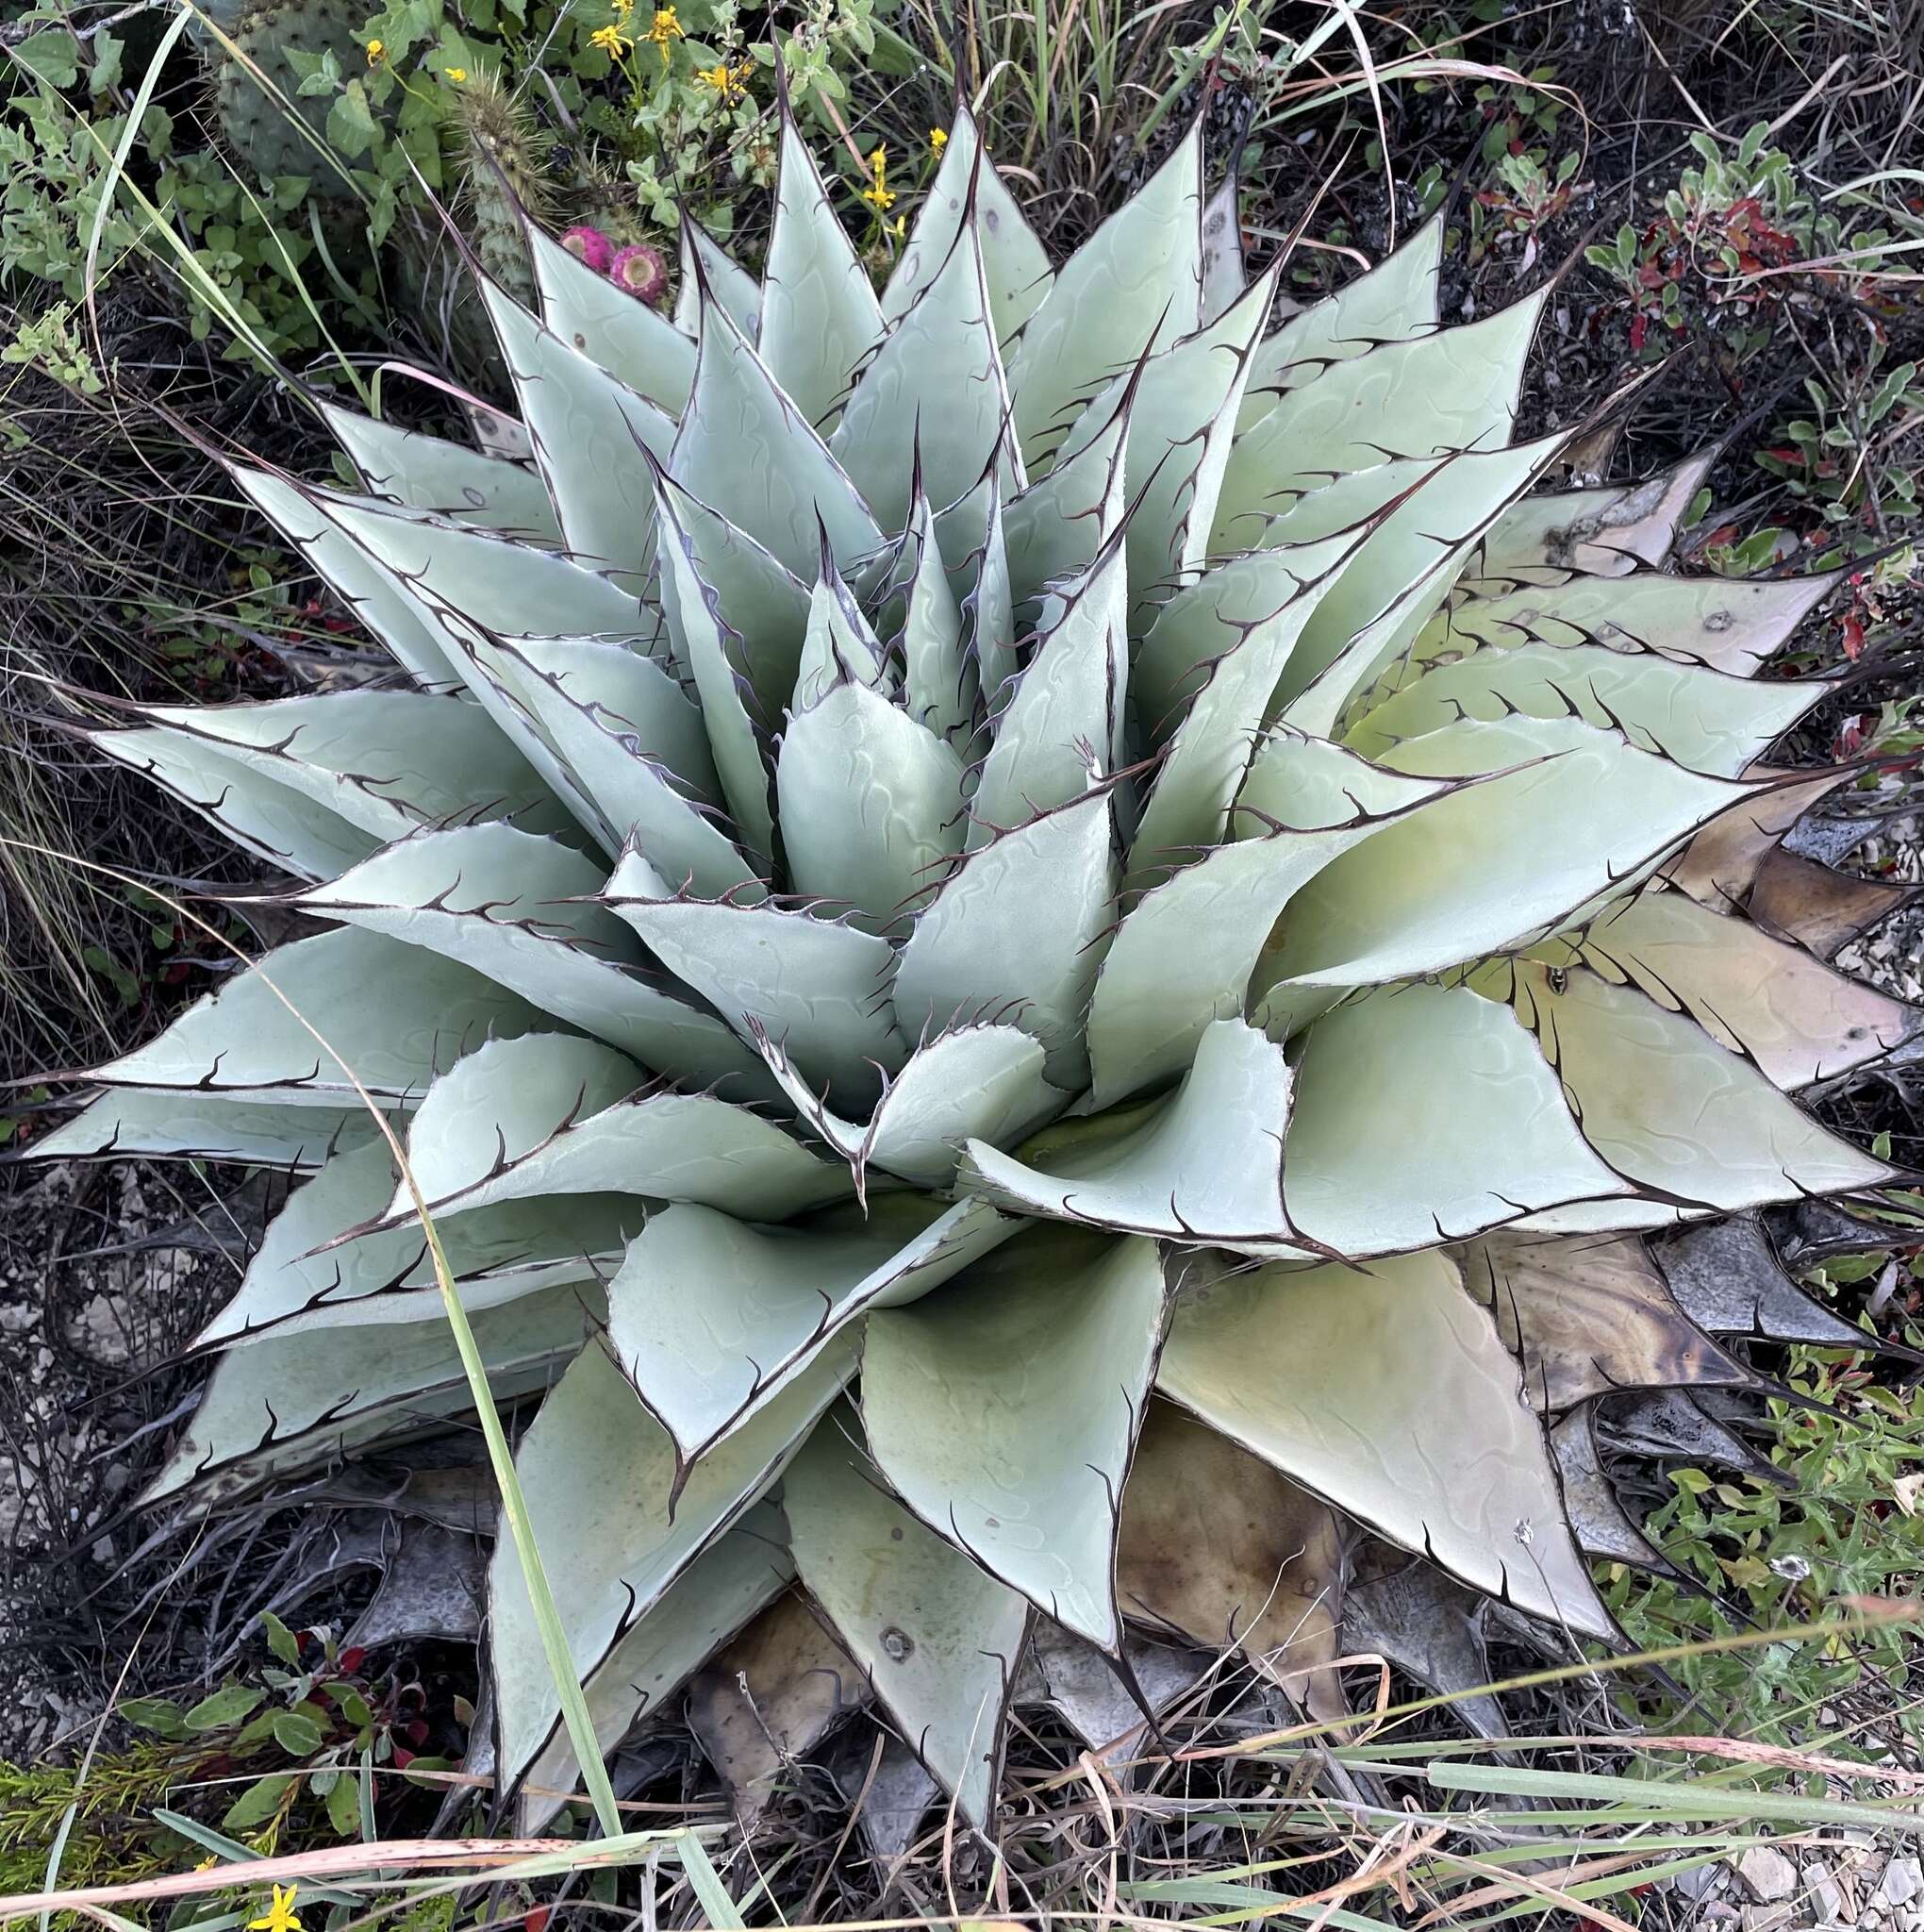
[1749,848,1919,960]
[1116,1400,1346,1723]
[1550,1408,1678,1577]
[1652,1216,1875,1351]
[1664,769,1849,910]
[1342,1543,1508,1743]
[685,1588,871,1824]
[1459,1231,1750,1413]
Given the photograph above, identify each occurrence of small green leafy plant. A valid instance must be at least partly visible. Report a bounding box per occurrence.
[123,1612,456,1840]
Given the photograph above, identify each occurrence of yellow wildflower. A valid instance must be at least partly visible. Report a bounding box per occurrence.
[929,126,948,156]
[443,65,467,81]
[891,213,905,239]
[611,0,634,15]
[364,37,384,63]
[248,1888,303,1932]
[694,57,755,102]
[861,143,894,211]
[589,22,633,54]
[644,5,683,60]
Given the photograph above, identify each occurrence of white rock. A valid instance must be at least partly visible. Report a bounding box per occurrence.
[1884,1862,1923,1909]
[1739,1846,1800,1904]
[1806,1857,1845,1924]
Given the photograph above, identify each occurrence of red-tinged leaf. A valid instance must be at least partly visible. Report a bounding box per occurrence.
[338,1647,365,1674]
[1843,613,1867,660]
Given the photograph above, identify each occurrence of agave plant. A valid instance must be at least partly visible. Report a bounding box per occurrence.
[41,103,1918,1832]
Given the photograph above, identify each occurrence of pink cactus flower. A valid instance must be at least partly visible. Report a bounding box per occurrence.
[608,241,669,307]
[559,225,614,274]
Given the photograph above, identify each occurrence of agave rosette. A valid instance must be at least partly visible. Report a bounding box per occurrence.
[42,107,1919,1828]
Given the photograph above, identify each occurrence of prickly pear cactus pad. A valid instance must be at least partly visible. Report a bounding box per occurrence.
[43,105,1919,1830]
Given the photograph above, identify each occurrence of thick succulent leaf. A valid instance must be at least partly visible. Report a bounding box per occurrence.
[518,1502,791,1834]
[675,214,762,339]
[194,1135,639,1341]
[833,195,1016,528]
[1346,642,1833,780]
[377,1033,638,1208]
[605,1197,1014,1469]
[478,280,677,584]
[1236,208,1444,430]
[1214,290,1548,551]
[1508,961,1896,1211]
[1131,544,1345,745]
[31,1091,373,1169]
[1089,819,1391,1104]
[1750,847,1917,959]
[1476,452,1714,579]
[970,537,1127,841]
[1116,1400,1345,1719]
[1157,1247,1614,1637]
[1124,547,1360,883]
[646,518,776,863]
[147,1277,602,1506]
[756,1024,1063,1193]
[603,848,906,1106]
[322,403,561,541]
[860,1224,1167,1651]
[669,280,883,579]
[1199,167,1250,326]
[786,1410,1030,1829]
[489,1337,854,1793]
[759,108,887,430]
[1001,398,1129,620]
[91,926,542,1108]
[776,679,966,935]
[109,690,571,847]
[1058,263,1281,616]
[887,491,977,746]
[1263,717,1750,988]
[231,467,460,687]
[882,105,1052,341]
[1652,1216,1876,1350]
[474,636,760,897]
[1426,568,1840,680]
[1568,885,1918,1089]
[1458,1231,1747,1413]
[93,724,379,880]
[891,786,1118,1088]
[1273,436,1568,737]
[527,216,696,415]
[288,824,766,1093]
[961,1019,1300,1243]
[951,462,1019,714]
[792,563,893,709]
[280,484,660,816]
[275,480,649,641]
[1006,123,1202,467]
[373,1052,846,1226]
[1234,727,1455,833]
[1282,983,1630,1255]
